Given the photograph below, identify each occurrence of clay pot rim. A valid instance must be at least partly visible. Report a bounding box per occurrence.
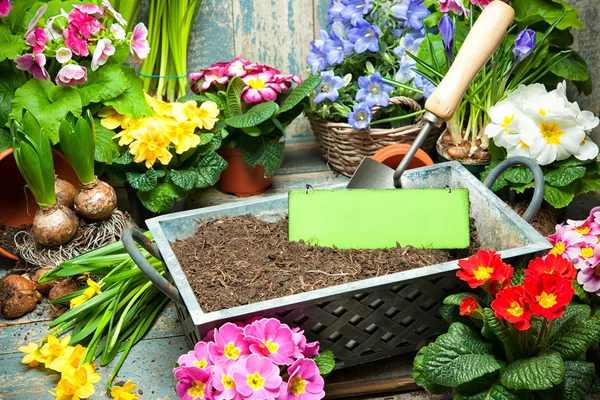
[371,143,434,166]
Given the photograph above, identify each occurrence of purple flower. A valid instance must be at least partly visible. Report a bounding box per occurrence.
[414,74,436,99]
[56,64,87,86]
[392,0,430,30]
[356,73,393,107]
[306,30,329,73]
[340,0,373,25]
[15,53,50,81]
[347,19,380,54]
[278,359,325,400]
[328,0,345,24]
[130,23,150,63]
[25,4,48,39]
[439,14,454,64]
[513,29,536,65]
[314,71,344,104]
[174,366,213,400]
[323,29,353,65]
[92,38,115,71]
[348,102,372,130]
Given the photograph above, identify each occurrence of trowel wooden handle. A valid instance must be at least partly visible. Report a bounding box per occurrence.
[425,1,515,121]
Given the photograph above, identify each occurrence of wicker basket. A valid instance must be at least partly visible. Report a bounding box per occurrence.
[310,96,437,177]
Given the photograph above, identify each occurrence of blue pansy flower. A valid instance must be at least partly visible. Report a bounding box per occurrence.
[348,102,373,130]
[356,73,393,107]
[340,0,374,26]
[323,29,353,65]
[306,30,330,73]
[347,19,381,54]
[314,71,345,104]
[392,0,430,31]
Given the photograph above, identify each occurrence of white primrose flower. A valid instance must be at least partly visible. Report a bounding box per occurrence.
[485,99,522,149]
[575,135,599,161]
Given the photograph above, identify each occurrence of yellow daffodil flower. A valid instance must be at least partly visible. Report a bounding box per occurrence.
[129,121,173,168]
[144,93,172,117]
[172,100,220,130]
[110,380,139,400]
[70,279,102,309]
[164,121,201,154]
[46,344,86,373]
[40,335,72,366]
[99,107,132,130]
[19,341,47,367]
[50,363,101,400]
[69,294,88,309]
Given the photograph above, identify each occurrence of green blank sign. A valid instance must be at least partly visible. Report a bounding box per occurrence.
[288,189,470,249]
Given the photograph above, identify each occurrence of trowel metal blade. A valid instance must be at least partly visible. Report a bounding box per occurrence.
[346,157,396,189]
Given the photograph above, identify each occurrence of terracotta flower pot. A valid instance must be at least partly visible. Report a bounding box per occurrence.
[0,148,79,260]
[216,147,273,197]
[371,143,434,170]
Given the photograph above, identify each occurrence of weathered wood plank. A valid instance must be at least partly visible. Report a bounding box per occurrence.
[313,0,330,36]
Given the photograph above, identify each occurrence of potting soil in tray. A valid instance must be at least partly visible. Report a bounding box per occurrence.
[171,214,481,313]
[0,225,29,256]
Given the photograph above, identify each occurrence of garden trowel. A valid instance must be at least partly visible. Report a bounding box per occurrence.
[289,1,515,250]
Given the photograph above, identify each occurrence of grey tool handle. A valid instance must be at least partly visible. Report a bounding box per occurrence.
[122,227,184,304]
[483,156,544,223]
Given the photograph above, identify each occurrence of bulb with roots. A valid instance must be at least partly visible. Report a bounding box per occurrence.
[32,204,79,247]
[74,178,118,220]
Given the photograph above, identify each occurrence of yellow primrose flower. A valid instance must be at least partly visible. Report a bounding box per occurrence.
[99,106,132,130]
[164,121,201,154]
[47,344,86,373]
[110,380,139,400]
[19,341,47,367]
[129,121,173,169]
[40,335,72,366]
[50,363,101,400]
[114,117,151,146]
[144,93,172,117]
[172,100,220,130]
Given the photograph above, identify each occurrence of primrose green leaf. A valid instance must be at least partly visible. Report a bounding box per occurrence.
[443,293,476,306]
[544,183,575,209]
[279,75,321,114]
[558,361,595,400]
[544,165,586,187]
[126,169,159,192]
[499,350,564,391]
[422,323,502,388]
[548,50,589,81]
[240,135,284,177]
[512,0,583,30]
[169,169,198,191]
[481,309,522,360]
[225,101,279,128]
[0,64,27,129]
[10,80,82,144]
[414,347,450,394]
[313,350,335,376]
[503,167,534,184]
[226,77,247,117]
[576,172,600,194]
[544,316,600,359]
[454,383,520,400]
[104,67,153,119]
[80,64,128,106]
[94,119,120,164]
[192,151,227,188]
[137,183,187,213]
[114,150,135,165]
[0,24,27,62]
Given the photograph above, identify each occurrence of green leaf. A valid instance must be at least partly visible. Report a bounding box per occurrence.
[544,317,600,359]
[417,33,449,75]
[193,151,227,188]
[4,0,39,34]
[548,304,591,339]
[93,119,119,164]
[414,347,450,395]
[544,184,575,209]
[549,51,589,81]
[226,77,246,117]
[559,361,595,400]
[313,350,335,376]
[572,280,590,303]
[512,0,583,30]
[240,135,284,177]
[576,172,600,194]
[422,323,502,388]
[79,64,128,107]
[114,150,134,165]
[499,351,564,391]
[126,169,159,192]
[544,165,586,187]
[481,309,522,359]
[443,293,476,306]
[279,75,321,114]
[503,167,534,184]
[0,129,10,152]
[10,80,82,144]
[104,67,153,119]
[423,12,443,28]
[242,126,262,137]
[454,384,520,400]
[136,183,187,214]
[0,24,27,62]
[169,169,198,191]
[225,102,279,128]
[0,63,27,129]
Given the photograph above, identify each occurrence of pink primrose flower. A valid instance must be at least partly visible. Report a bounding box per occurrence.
[244,318,296,365]
[26,4,48,38]
[15,53,50,81]
[278,359,325,400]
[68,9,103,39]
[241,71,283,104]
[577,249,600,294]
[55,47,73,63]
[72,4,104,17]
[179,342,213,370]
[208,323,250,362]
[273,73,302,90]
[212,360,243,400]
[231,354,281,399]
[438,0,469,14]
[102,0,127,26]
[226,58,254,77]
[175,366,213,400]
[56,64,87,86]
[130,23,150,63]
[570,242,600,270]
[566,218,600,240]
[547,224,586,264]
[200,67,229,90]
[471,0,506,7]
[45,17,65,40]
[91,38,115,71]
[64,27,90,56]
[291,328,319,359]
[26,27,48,54]
[110,23,126,40]
[0,0,11,17]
